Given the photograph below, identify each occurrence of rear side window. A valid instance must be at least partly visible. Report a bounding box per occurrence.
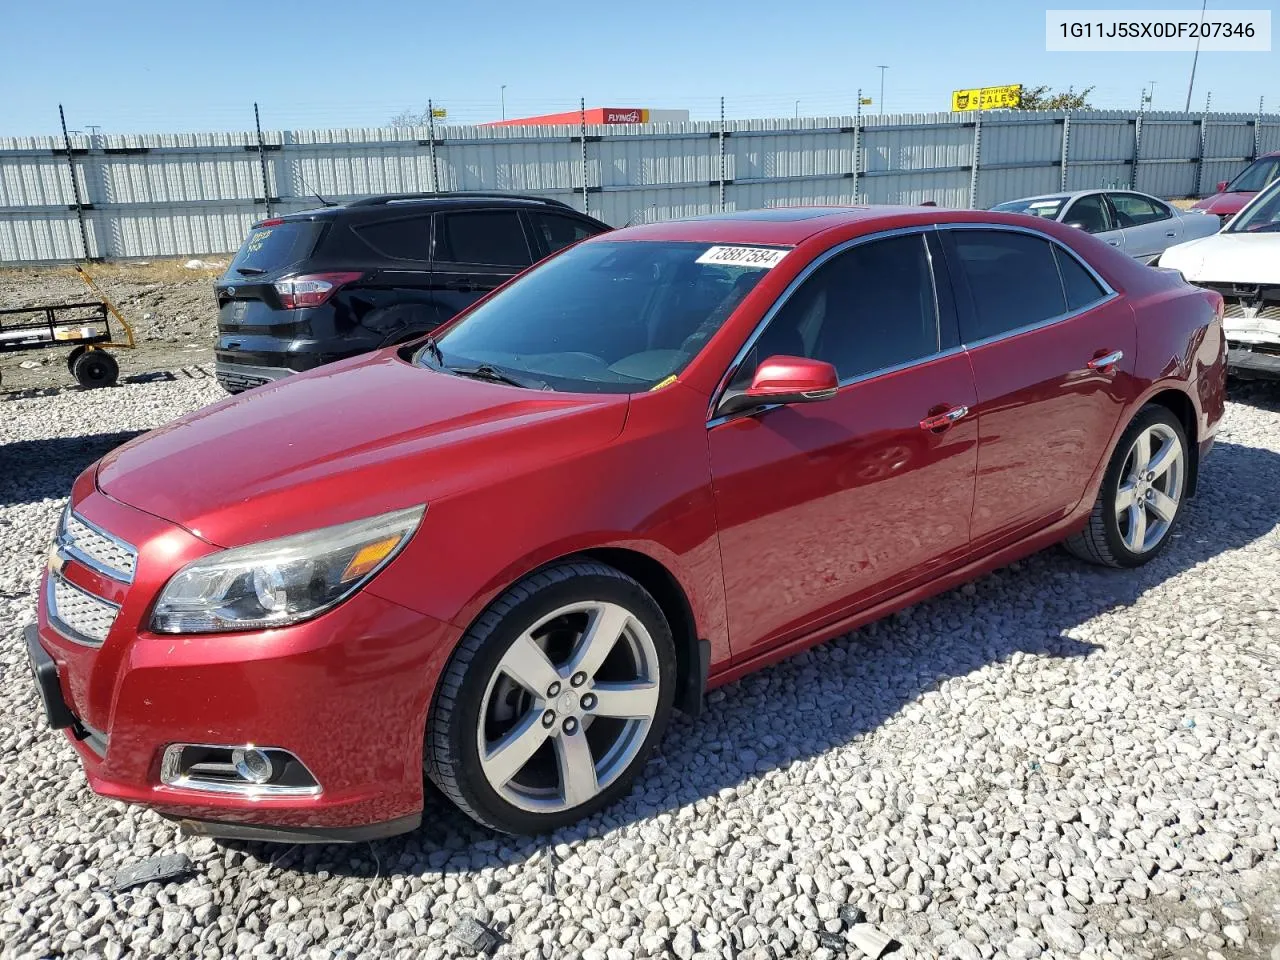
[355,217,431,261]
[1053,246,1108,311]
[1109,193,1170,226]
[434,211,532,267]
[529,212,600,255]
[947,230,1067,342]
[229,221,322,274]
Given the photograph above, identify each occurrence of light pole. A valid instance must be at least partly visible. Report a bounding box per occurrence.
[1184,0,1207,112]
[877,65,889,115]
[500,85,507,121]
[1148,80,1157,108]
[794,99,800,118]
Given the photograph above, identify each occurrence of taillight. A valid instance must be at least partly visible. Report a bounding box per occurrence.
[274,272,363,310]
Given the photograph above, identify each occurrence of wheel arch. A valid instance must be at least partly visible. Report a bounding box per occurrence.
[1142,386,1200,497]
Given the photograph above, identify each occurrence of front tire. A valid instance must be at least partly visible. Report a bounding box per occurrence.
[426,560,676,835]
[1065,404,1189,568]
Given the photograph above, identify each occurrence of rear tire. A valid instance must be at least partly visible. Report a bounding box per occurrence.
[426,560,676,835]
[1065,404,1189,568]
[66,346,87,374]
[72,350,119,388]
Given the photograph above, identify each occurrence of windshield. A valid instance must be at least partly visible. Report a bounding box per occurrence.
[228,220,323,275]
[1226,179,1280,233]
[1226,157,1280,193]
[990,197,1066,219]
[424,240,781,393]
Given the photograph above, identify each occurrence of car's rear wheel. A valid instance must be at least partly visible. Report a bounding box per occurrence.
[1065,404,1189,568]
[426,560,676,834]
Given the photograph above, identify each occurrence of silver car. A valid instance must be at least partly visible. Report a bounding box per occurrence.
[990,189,1221,264]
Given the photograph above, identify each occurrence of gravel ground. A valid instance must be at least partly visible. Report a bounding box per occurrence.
[1,378,1279,960]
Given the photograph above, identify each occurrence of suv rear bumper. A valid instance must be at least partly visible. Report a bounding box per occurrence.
[215,359,297,392]
[1228,344,1280,379]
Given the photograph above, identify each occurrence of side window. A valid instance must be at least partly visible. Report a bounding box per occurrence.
[947,230,1067,342]
[1109,193,1171,226]
[355,217,432,261]
[732,233,940,386]
[529,213,599,256]
[1053,245,1108,312]
[434,211,533,267]
[1063,194,1110,234]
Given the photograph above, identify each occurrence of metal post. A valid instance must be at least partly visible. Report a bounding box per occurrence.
[1133,113,1143,191]
[579,98,589,214]
[253,103,272,218]
[1256,96,1265,159]
[1184,0,1207,112]
[1194,96,1210,197]
[59,105,92,261]
[969,109,982,209]
[1060,114,1071,191]
[427,99,440,192]
[854,89,863,204]
[877,66,888,116]
[718,96,726,212]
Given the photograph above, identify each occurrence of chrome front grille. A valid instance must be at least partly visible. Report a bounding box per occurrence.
[58,511,137,583]
[48,574,119,646]
[1223,302,1280,322]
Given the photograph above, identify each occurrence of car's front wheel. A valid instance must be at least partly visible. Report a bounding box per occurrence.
[1065,404,1189,567]
[426,560,676,834]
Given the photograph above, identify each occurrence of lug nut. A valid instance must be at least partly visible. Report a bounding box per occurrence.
[581,693,597,710]
[570,672,587,687]
[542,710,556,728]
[1146,472,1155,481]
[547,681,561,697]
[562,717,578,734]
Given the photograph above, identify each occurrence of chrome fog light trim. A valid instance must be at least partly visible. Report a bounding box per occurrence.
[159,743,321,799]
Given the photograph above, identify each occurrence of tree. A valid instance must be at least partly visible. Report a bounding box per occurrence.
[388,107,431,128]
[1015,85,1096,110]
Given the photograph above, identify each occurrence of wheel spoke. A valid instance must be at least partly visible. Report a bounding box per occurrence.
[1115,482,1138,512]
[1124,503,1147,551]
[1132,430,1152,473]
[566,604,632,680]
[1147,489,1178,523]
[481,711,549,787]
[499,633,562,696]
[590,681,660,720]
[555,729,599,807]
[1146,439,1180,481]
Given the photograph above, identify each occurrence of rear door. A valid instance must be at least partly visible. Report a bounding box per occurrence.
[940,226,1135,549]
[525,210,605,259]
[1061,193,1124,254]
[347,214,443,341]
[431,210,536,319]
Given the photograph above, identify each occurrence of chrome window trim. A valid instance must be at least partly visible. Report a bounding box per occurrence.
[46,573,120,648]
[705,221,1121,429]
[57,510,137,584]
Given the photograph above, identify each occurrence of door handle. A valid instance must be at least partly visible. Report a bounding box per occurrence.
[1165,231,1177,238]
[1106,239,1121,246]
[919,405,969,432]
[1087,349,1124,372]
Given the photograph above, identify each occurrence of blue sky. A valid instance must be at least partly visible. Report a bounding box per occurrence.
[1,0,1274,135]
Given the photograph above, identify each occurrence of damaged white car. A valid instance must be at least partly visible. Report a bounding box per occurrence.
[1159,178,1280,380]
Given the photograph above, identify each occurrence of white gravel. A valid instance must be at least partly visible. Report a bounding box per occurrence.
[2,379,1279,960]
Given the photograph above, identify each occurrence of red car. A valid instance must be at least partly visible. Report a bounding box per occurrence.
[1191,151,1280,223]
[25,206,1226,841]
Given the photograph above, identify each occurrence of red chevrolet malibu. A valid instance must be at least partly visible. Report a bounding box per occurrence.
[26,206,1226,841]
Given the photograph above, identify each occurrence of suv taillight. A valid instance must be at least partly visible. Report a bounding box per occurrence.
[274,272,363,309]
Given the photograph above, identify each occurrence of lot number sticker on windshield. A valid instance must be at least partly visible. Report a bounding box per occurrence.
[696,246,788,269]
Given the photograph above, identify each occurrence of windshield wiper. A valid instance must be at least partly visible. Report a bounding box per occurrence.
[449,364,548,390]
[422,335,444,366]
[234,266,267,276]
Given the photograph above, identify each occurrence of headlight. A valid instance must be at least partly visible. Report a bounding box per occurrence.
[150,505,425,634]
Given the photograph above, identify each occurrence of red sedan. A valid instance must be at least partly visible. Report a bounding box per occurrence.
[25,206,1226,841]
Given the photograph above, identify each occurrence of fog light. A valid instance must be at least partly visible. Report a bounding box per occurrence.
[232,747,275,784]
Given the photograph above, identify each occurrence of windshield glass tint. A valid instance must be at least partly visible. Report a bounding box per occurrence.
[990,197,1065,219]
[229,221,322,274]
[429,241,779,393]
[1227,180,1280,233]
[1228,157,1280,193]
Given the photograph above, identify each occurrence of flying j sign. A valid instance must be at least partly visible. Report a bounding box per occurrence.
[951,84,1024,111]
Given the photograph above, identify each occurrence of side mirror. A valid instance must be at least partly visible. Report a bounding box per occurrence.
[718,355,839,416]
[1216,180,1229,193]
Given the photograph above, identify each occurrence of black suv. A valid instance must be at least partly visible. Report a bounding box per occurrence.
[213,193,610,392]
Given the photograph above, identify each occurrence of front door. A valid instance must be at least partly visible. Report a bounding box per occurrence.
[939,227,1136,548]
[709,231,979,658]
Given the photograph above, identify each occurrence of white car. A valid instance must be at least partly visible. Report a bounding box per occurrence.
[990,189,1221,264]
[1159,177,1280,380]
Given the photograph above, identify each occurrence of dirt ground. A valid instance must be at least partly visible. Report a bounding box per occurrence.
[0,260,222,393]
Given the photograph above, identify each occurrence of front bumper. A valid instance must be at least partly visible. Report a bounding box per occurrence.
[29,496,459,840]
[1228,344,1280,379]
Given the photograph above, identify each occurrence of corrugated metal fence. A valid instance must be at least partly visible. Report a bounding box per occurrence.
[2,109,1277,263]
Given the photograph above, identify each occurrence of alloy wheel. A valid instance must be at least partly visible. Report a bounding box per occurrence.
[1114,422,1184,554]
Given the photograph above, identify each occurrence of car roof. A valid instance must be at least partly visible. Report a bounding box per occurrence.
[274,193,595,224]
[603,205,987,245]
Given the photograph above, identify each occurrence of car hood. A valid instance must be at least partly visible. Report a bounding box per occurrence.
[1158,232,1280,283]
[1191,192,1252,215]
[96,352,630,547]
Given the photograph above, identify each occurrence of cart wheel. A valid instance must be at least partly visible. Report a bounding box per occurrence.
[73,350,119,388]
[66,346,88,374]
